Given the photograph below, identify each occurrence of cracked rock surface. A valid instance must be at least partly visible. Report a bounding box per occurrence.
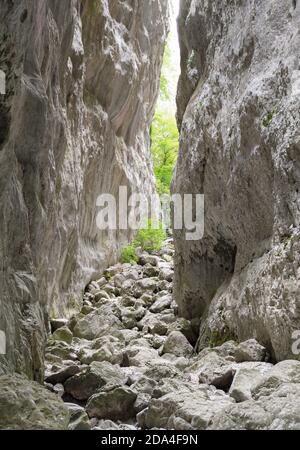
[173,0,300,361]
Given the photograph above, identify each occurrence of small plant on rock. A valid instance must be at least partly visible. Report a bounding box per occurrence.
[120,245,139,265]
[262,111,274,128]
[134,219,166,252]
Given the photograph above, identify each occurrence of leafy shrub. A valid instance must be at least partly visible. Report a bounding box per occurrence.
[134,220,166,252]
[120,245,139,265]
[151,111,179,194]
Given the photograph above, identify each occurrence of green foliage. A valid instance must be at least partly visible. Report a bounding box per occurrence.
[120,245,139,265]
[151,110,179,194]
[263,111,274,128]
[134,220,166,252]
[159,40,172,100]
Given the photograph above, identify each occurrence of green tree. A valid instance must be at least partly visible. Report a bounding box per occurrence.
[151,110,179,194]
[134,219,166,252]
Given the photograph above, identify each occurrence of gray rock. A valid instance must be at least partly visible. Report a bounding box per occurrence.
[210,360,300,429]
[0,374,69,430]
[138,312,169,335]
[210,384,300,430]
[86,386,137,420]
[188,352,234,390]
[150,294,172,313]
[251,360,300,399]
[46,341,77,361]
[138,383,234,430]
[64,361,126,401]
[229,363,273,402]
[235,340,267,363]
[133,278,159,298]
[73,308,123,340]
[52,326,73,345]
[53,383,64,398]
[50,319,69,333]
[139,255,160,266]
[143,264,160,278]
[162,331,194,358]
[159,268,174,282]
[78,336,124,365]
[45,361,81,384]
[65,403,91,431]
[134,393,152,413]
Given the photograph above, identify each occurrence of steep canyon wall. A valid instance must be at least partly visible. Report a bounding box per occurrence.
[173,0,300,361]
[0,0,168,378]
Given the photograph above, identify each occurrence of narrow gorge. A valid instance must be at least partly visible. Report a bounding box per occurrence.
[0,0,300,432]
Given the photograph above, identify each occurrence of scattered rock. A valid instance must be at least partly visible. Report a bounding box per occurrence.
[50,318,69,333]
[235,340,267,363]
[162,331,194,357]
[73,308,123,340]
[188,352,234,390]
[138,383,234,430]
[229,363,273,402]
[45,361,81,384]
[86,386,137,420]
[52,326,73,345]
[0,374,69,430]
[64,362,126,401]
[150,294,172,313]
[66,403,91,430]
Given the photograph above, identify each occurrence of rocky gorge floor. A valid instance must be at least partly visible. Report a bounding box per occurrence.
[38,239,300,430]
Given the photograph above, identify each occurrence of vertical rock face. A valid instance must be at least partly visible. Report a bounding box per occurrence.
[173,0,300,361]
[0,0,168,378]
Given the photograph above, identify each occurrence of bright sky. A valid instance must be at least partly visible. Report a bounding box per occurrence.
[158,0,181,112]
[169,0,180,70]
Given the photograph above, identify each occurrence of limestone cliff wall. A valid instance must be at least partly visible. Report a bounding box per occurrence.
[0,0,168,378]
[173,0,300,361]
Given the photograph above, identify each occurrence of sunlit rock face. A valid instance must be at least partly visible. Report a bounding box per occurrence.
[0,0,168,378]
[173,0,300,361]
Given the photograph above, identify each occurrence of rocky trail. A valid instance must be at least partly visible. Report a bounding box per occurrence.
[42,239,300,431]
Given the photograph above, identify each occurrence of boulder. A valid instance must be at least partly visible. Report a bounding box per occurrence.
[210,384,300,430]
[139,255,160,266]
[229,362,273,402]
[66,403,91,430]
[133,278,159,297]
[162,331,194,358]
[235,339,267,363]
[137,383,234,430]
[0,374,69,430]
[86,386,137,420]
[187,352,234,390]
[73,308,123,340]
[150,294,172,313]
[64,361,126,401]
[50,318,69,333]
[45,361,81,384]
[45,341,77,361]
[52,326,73,345]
